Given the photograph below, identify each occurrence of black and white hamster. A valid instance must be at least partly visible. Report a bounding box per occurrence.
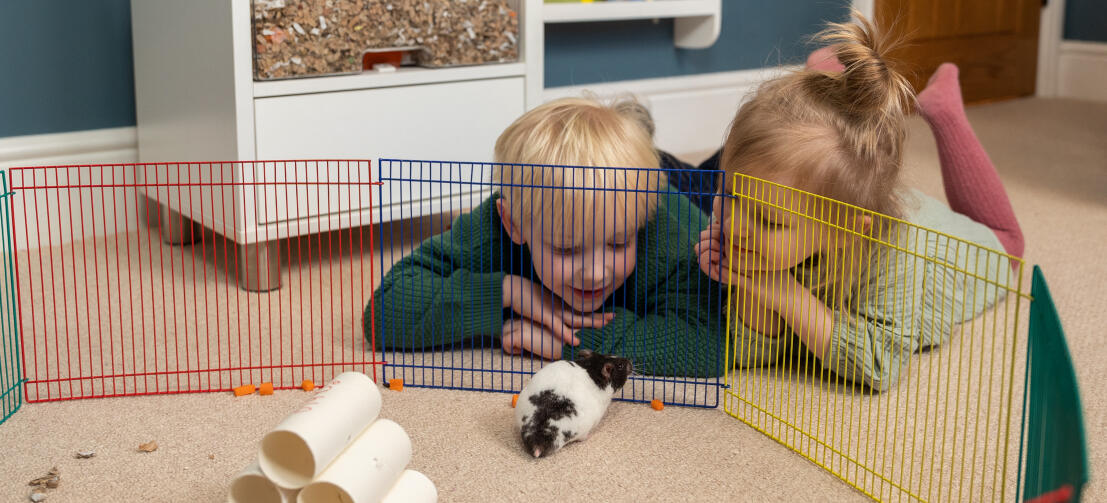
[515,350,632,458]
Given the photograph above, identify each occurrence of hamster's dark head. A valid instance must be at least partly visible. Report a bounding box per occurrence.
[573,350,632,392]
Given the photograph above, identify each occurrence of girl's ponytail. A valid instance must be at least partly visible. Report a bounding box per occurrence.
[805,12,915,159]
[820,14,914,118]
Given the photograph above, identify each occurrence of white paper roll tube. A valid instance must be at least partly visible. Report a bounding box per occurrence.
[381,470,437,503]
[228,461,299,503]
[259,372,382,489]
[297,419,413,503]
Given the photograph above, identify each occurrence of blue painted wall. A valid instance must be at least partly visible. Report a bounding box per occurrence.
[1064,0,1107,43]
[0,1,846,138]
[545,1,848,87]
[0,1,135,138]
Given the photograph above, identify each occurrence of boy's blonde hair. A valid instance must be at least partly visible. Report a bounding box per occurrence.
[721,14,915,304]
[493,96,663,247]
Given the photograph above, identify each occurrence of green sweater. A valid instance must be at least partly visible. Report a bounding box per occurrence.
[366,191,727,377]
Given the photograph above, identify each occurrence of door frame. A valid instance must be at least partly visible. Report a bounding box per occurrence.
[853,0,1062,98]
[1036,0,1065,97]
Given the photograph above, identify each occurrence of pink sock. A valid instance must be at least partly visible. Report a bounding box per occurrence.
[916,63,1025,259]
[806,46,845,73]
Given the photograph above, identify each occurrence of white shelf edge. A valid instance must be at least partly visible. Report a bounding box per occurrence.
[253,62,527,98]
[543,0,717,23]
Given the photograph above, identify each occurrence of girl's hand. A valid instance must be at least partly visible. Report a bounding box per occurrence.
[695,224,787,337]
[695,222,729,283]
[501,318,566,360]
[502,275,615,346]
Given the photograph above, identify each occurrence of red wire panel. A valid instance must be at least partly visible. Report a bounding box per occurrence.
[8,161,382,402]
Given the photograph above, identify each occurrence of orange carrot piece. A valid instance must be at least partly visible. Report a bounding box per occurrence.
[389,379,404,391]
[259,382,274,395]
[233,384,256,397]
[301,379,315,391]
[511,394,519,408]
[650,399,664,411]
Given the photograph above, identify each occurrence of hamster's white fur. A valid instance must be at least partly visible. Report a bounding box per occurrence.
[514,360,616,458]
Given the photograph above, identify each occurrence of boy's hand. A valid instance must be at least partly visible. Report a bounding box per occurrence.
[501,318,564,360]
[502,275,614,346]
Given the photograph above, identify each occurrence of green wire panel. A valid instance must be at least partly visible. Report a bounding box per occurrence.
[1018,266,1088,502]
[0,173,22,426]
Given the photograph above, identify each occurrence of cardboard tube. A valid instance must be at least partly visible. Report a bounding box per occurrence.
[381,470,437,503]
[228,461,299,503]
[259,372,382,489]
[297,419,412,503]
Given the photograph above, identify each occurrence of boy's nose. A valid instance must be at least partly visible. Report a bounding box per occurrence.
[579,250,611,285]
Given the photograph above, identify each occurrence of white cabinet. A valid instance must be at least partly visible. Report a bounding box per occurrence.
[253,78,523,223]
[129,0,718,290]
[130,0,539,290]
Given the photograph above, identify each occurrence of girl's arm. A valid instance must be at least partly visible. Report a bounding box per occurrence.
[756,266,919,392]
[718,264,918,391]
[731,271,836,359]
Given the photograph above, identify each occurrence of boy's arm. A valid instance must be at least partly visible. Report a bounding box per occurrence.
[367,204,506,350]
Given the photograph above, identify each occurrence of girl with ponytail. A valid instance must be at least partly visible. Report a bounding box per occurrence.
[692,14,1024,391]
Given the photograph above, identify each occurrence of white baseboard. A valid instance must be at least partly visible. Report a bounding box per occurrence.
[544,66,796,158]
[0,127,140,250]
[1057,41,1107,103]
[0,126,138,169]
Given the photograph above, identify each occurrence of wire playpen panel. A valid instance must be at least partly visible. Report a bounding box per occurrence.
[1,176,22,424]
[8,161,380,402]
[721,173,1029,502]
[1018,266,1088,503]
[0,158,1088,502]
[375,159,725,407]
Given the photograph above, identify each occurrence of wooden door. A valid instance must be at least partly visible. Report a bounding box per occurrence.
[876,0,1041,103]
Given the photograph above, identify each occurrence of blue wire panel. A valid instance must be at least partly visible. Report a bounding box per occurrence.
[0,173,24,425]
[372,159,725,407]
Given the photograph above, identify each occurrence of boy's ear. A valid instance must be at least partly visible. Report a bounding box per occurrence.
[496,199,527,245]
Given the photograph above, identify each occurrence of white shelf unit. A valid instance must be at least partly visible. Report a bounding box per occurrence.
[129,0,718,290]
[543,0,721,48]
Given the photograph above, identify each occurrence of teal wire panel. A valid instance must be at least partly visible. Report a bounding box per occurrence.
[0,173,23,426]
[1019,266,1088,502]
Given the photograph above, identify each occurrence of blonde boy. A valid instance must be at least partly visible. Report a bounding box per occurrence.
[368,97,726,377]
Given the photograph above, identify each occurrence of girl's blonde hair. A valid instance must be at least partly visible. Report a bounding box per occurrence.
[721,14,915,304]
[493,96,664,247]
[723,15,914,215]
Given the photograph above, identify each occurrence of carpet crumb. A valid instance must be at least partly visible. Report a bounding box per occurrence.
[28,467,60,489]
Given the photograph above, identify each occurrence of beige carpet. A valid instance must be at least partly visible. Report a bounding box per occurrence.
[1,97,1104,502]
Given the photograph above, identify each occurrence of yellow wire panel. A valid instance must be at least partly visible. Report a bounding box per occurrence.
[721,173,1027,502]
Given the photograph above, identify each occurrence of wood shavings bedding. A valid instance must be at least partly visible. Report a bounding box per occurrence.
[253,0,519,80]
